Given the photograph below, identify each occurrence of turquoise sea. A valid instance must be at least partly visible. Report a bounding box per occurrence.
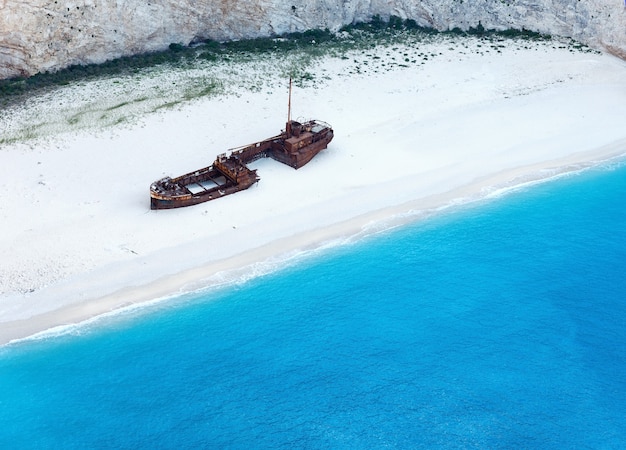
[1,159,626,448]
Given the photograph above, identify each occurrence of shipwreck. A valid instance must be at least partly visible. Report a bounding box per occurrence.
[150,79,334,210]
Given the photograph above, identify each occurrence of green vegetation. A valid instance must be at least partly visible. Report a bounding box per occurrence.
[0,16,562,108]
[0,15,599,146]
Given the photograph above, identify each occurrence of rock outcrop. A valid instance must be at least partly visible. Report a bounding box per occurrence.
[1,0,625,79]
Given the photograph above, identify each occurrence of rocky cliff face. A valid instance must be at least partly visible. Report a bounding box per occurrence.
[1,0,625,79]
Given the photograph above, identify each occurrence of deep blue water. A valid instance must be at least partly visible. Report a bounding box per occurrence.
[2,161,626,448]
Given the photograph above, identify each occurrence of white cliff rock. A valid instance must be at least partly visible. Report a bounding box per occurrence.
[1,0,625,79]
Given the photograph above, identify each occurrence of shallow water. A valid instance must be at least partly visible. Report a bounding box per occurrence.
[1,160,626,448]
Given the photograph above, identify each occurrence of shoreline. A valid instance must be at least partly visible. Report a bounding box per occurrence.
[2,143,625,346]
[2,37,626,347]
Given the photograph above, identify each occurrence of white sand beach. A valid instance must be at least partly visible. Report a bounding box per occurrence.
[2,35,626,345]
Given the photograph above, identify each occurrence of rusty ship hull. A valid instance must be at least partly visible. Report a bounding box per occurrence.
[150,164,259,210]
[150,119,333,210]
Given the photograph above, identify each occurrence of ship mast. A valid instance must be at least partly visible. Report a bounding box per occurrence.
[286,77,292,137]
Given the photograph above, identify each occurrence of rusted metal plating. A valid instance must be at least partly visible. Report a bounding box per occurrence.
[150,78,333,210]
[150,118,333,209]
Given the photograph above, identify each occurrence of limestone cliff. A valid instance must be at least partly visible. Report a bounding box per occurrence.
[1,0,625,79]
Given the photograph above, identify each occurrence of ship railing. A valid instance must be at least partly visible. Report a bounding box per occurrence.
[310,120,331,132]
